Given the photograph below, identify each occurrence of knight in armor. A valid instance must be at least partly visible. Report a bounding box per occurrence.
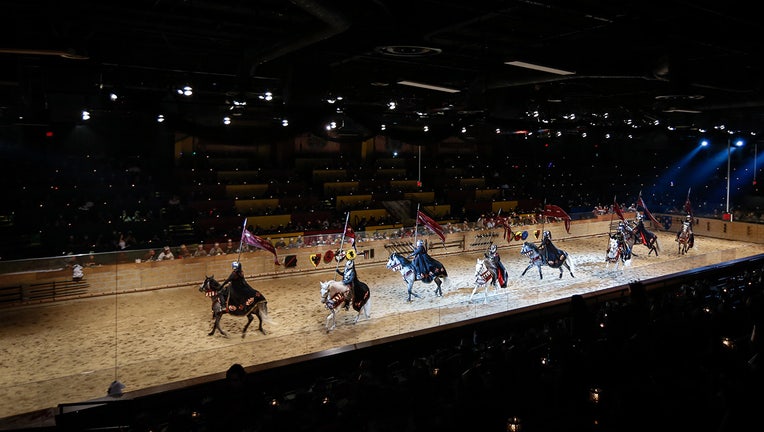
[409,239,436,280]
[676,215,695,245]
[616,222,633,258]
[539,231,565,266]
[484,243,508,288]
[336,250,369,310]
[221,261,259,308]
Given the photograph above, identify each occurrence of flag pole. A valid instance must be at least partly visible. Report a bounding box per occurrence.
[237,218,247,264]
[413,203,421,246]
[609,196,616,236]
[540,199,546,244]
[335,211,350,279]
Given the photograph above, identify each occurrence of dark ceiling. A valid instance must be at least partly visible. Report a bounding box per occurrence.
[2,0,763,143]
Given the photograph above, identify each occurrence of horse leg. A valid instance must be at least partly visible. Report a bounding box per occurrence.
[537,266,543,280]
[326,309,336,331]
[521,265,532,277]
[254,308,266,335]
[212,314,228,337]
[241,313,254,338]
[469,284,478,302]
[407,281,420,302]
[435,277,443,296]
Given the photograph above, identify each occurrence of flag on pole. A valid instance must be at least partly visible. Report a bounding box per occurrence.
[241,221,280,265]
[636,191,661,227]
[344,224,356,248]
[542,204,571,234]
[416,210,446,243]
[613,196,625,221]
[683,188,693,219]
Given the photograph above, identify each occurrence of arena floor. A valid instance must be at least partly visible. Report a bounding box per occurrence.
[2,231,763,428]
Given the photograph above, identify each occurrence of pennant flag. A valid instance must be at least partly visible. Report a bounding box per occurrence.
[613,196,625,221]
[683,188,693,219]
[417,210,446,243]
[344,224,356,248]
[636,191,661,227]
[241,223,280,265]
[542,204,572,234]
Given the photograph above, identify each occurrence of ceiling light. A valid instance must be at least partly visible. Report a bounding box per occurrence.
[176,85,193,96]
[505,60,575,75]
[157,114,165,123]
[81,110,90,121]
[397,80,460,93]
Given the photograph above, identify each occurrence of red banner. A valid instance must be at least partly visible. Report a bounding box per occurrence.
[542,204,571,234]
[417,211,446,242]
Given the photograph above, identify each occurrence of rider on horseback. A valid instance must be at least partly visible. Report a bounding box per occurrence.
[676,214,695,246]
[220,262,263,311]
[336,253,358,310]
[615,222,633,258]
[484,243,508,288]
[409,239,438,281]
[539,231,566,267]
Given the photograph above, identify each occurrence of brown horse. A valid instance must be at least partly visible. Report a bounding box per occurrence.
[319,280,371,331]
[199,275,269,338]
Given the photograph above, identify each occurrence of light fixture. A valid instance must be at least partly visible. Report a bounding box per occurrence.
[176,85,193,96]
[223,116,231,125]
[505,60,575,75]
[397,80,460,93]
[157,114,165,123]
[81,110,91,121]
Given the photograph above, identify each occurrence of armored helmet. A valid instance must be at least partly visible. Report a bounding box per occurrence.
[231,261,241,270]
[542,230,552,240]
[344,259,354,270]
[489,244,497,254]
[416,239,424,247]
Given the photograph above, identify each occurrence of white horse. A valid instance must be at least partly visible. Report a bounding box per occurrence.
[319,280,371,332]
[470,257,496,304]
[385,252,447,302]
[605,236,631,271]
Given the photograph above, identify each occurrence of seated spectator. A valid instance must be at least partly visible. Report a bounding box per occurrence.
[223,239,236,255]
[275,237,287,248]
[193,243,208,257]
[208,242,224,256]
[177,244,191,259]
[157,246,175,260]
[142,249,156,262]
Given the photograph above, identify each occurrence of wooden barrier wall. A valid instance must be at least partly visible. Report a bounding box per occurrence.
[2,216,762,304]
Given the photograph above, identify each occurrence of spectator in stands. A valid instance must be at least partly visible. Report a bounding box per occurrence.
[177,244,191,259]
[275,237,287,248]
[72,262,84,281]
[157,246,175,260]
[193,242,207,257]
[208,242,224,256]
[223,239,236,255]
[142,249,156,262]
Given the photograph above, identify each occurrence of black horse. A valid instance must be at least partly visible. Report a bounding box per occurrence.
[631,220,661,256]
[199,275,269,338]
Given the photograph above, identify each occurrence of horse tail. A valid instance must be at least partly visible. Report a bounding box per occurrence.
[565,251,575,272]
[258,301,273,324]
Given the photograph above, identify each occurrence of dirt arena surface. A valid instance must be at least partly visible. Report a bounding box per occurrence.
[2,231,763,423]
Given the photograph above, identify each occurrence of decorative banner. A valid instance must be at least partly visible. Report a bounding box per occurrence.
[534,229,542,239]
[345,249,357,260]
[521,230,529,240]
[323,249,335,263]
[514,231,523,241]
[310,253,322,268]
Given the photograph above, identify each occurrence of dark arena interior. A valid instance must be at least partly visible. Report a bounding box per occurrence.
[1,1,764,431]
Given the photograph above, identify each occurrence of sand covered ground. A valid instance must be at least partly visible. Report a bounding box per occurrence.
[2,231,764,423]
